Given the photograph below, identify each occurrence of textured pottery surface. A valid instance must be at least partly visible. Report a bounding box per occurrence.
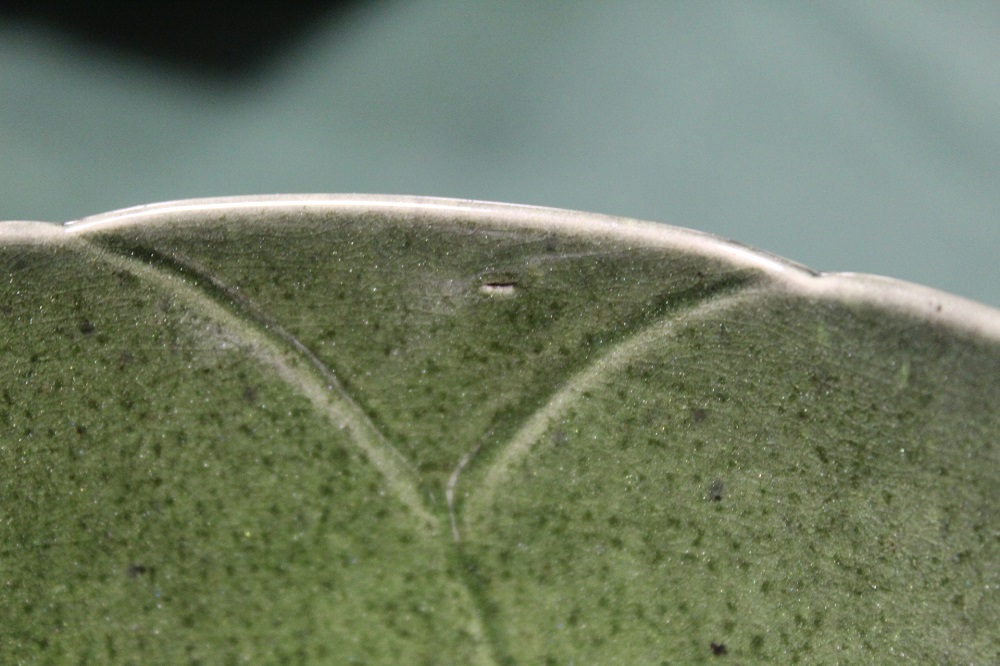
[1,196,997,664]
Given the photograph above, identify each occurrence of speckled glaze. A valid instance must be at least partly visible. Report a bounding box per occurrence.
[3,196,998,664]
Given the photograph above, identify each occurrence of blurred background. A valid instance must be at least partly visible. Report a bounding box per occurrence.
[2,1,998,306]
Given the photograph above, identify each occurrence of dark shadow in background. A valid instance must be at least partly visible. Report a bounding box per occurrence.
[1,0,369,79]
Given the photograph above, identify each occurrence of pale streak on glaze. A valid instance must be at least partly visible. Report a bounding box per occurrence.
[458,288,765,540]
[72,238,438,533]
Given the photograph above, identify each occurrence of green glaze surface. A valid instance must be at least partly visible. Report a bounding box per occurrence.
[1,197,997,664]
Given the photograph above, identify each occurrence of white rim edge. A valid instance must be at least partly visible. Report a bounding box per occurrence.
[0,220,69,243]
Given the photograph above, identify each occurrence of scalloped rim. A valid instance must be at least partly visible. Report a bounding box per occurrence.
[7,193,1000,343]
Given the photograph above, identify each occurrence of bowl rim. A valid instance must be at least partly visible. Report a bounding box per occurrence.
[7,192,1000,343]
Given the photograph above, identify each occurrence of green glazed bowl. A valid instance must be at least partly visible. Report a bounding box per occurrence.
[2,196,997,664]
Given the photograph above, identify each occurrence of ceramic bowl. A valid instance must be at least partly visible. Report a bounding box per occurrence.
[2,195,997,663]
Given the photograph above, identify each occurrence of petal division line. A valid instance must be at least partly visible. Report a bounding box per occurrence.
[76,237,438,532]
